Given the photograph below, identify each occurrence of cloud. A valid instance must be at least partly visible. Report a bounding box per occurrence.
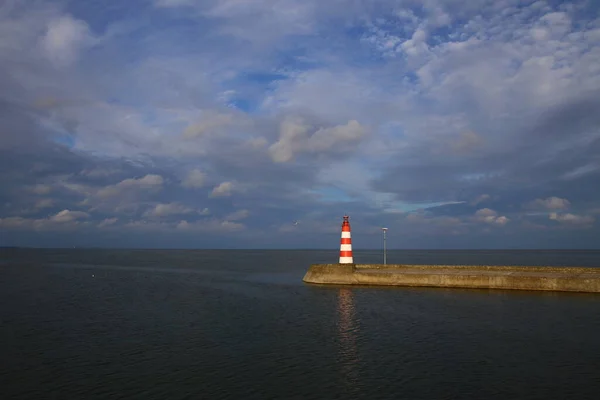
[30,184,53,195]
[34,198,55,209]
[176,219,246,233]
[450,131,484,155]
[549,212,595,226]
[268,118,367,163]
[143,202,195,218]
[527,196,571,210]
[50,209,89,223]
[40,15,96,67]
[0,210,90,231]
[98,217,118,228]
[1,0,600,249]
[182,111,239,138]
[225,209,249,221]
[209,181,234,197]
[154,0,195,7]
[471,194,490,206]
[182,169,206,189]
[96,174,164,198]
[81,167,122,178]
[473,208,509,226]
[95,216,246,235]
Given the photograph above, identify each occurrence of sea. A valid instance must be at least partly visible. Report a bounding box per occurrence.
[1,248,600,400]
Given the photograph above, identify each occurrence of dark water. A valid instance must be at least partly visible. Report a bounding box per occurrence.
[2,249,600,400]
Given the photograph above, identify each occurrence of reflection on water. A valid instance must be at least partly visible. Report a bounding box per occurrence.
[337,288,359,394]
[3,249,600,399]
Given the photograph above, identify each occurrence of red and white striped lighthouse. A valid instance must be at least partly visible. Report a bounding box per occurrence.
[339,215,354,264]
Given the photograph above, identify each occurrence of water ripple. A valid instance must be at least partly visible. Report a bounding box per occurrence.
[2,250,600,399]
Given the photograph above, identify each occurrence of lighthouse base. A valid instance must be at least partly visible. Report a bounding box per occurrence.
[303,263,357,285]
[302,264,600,293]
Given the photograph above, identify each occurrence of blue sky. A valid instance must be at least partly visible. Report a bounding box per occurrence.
[1,0,599,249]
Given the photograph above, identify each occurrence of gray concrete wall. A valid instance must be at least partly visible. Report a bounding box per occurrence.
[303,264,600,293]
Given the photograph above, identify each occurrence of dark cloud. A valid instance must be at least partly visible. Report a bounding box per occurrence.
[372,89,600,211]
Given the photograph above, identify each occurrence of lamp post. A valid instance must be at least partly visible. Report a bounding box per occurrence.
[381,227,388,265]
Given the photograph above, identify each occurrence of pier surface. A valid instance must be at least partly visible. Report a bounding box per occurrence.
[303,264,600,293]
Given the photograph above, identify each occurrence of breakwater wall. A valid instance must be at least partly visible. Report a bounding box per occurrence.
[303,264,600,293]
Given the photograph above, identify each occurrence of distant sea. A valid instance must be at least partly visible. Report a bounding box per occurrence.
[2,249,600,400]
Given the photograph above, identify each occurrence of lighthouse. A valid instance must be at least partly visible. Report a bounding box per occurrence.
[339,215,354,264]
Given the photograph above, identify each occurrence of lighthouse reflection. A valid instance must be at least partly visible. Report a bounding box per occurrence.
[337,288,359,391]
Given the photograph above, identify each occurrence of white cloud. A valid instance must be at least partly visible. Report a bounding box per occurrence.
[1,211,93,232]
[143,202,195,218]
[60,174,168,217]
[531,27,550,41]
[176,218,245,233]
[474,208,509,225]
[471,194,491,205]
[210,181,234,197]
[98,217,118,228]
[494,216,509,226]
[528,196,571,210]
[549,212,595,225]
[560,163,600,180]
[475,208,496,217]
[182,111,237,138]
[120,174,164,187]
[202,0,317,46]
[139,202,209,219]
[307,120,367,152]
[261,69,386,123]
[225,209,249,221]
[50,209,89,223]
[40,15,95,67]
[182,169,206,189]
[399,27,429,59]
[110,215,243,234]
[96,174,164,198]
[268,118,367,163]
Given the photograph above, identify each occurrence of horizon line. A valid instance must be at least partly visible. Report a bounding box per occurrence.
[2,246,599,251]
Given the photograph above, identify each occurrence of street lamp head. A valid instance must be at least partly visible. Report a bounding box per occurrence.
[381,227,388,231]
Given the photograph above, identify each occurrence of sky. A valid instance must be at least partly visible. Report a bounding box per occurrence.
[1,0,599,249]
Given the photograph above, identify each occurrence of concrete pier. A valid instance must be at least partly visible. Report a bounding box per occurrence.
[303,264,600,293]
